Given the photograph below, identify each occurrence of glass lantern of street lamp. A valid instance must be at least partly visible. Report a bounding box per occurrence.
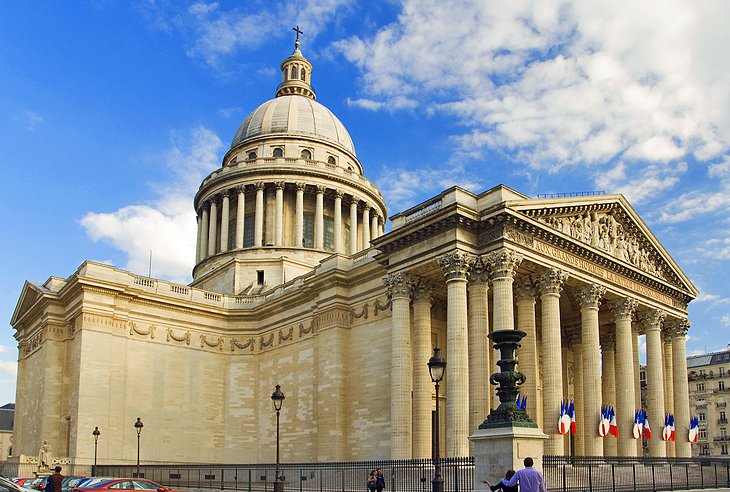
[428,347,446,383]
[271,385,285,410]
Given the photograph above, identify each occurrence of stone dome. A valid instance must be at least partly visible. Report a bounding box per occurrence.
[230,96,356,155]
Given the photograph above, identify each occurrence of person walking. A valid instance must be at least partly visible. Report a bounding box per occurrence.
[47,466,64,492]
[500,458,547,492]
[367,470,377,492]
[375,468,385,492]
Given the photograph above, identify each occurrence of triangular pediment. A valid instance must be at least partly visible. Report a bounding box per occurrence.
[510,194,697,297]
[10,281,47,327]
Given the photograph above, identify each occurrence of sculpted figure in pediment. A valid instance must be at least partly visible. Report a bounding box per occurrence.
[532,206,671,282]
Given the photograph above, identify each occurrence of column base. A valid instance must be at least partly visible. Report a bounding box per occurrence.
[469,425,547,492]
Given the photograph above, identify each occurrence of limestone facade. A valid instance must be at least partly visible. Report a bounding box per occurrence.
[10,41,699,465]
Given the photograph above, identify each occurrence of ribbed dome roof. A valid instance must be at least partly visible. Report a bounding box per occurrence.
[231,96,356,155]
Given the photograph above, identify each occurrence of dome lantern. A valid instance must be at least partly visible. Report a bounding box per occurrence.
[276,25,316,100]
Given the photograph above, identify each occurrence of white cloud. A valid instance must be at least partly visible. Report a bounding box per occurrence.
[80,126,223,284]
[376,164,484,211]
[146,1,353,68]
[337,0,730,186]
[722,314,730,326]
[0,361,17,376]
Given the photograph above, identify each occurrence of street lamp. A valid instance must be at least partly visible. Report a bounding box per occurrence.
[428,347,446,492]
[134,417,144,478]
[92,427,100,476]
[271,385,286,492]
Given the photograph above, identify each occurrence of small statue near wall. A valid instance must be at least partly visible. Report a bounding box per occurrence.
[37,440,51,472]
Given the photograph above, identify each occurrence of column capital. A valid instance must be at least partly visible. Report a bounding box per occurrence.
[315,185,326,195]
[236,184,246,194]
[437,250,474,282]
[349,195,361,206]
[469,256,491,285]
[639,309,666,332]
[575,283,606,309]
[255,181,265,191]
[600,333,616,351]
[295,182,306,192]
[383,273,413,300]
[274,181,285,190]
[484,249,523,280]
[666,317,690,337]
[536,267,568,296]
[333,188,344,199]
[564,327,581,347]
[209,193,221,205]
[514,276,536,302]
[220,190,230,199]
[411,277,435,304]
[610,297,639,321]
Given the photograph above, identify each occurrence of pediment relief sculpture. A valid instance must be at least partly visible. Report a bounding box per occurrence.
[522,205,679,286]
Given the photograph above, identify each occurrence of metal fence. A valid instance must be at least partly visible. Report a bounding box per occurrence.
[96,458,473,492]
[543,456,730,492]
[4,456,729,492]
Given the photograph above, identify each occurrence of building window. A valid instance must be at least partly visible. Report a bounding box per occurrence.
[247,151,257,160]
[700,445,709,456]
[300,149,312,160]
[301,68,306,81]
[697,383,705,391]
[699,413,706,421]
[257,270,264,285]
[720,367,726,377]
[303,213,314,248]
[282,68,287,81]
[324,216,334,251]
[243,213,255,247]
[273,148,284,158]
[291,66,298,80]
[327,156,336,165]
[720,380,726,391]
[722,444,729,455]
[699,429,707,439]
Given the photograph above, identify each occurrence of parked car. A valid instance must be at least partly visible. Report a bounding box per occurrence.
[70,480,177,492]
[0,476,36,492]
[10,480,34,488]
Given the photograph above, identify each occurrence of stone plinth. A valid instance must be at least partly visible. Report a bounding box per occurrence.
[469,425,547,492]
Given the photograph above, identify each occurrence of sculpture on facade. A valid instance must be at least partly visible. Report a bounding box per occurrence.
[37,440,51,471]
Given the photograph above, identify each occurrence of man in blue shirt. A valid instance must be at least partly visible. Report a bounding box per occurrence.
[501,457,547,492]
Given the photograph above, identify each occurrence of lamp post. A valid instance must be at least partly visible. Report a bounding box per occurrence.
[428,347,446,492]
[134,417,144,478]
[271,385,286,492]
[92,427,100,476]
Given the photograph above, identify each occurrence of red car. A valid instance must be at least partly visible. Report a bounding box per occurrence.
[70,480,176,492]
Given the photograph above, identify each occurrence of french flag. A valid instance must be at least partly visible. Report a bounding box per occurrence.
[632,410,642,439]
[608,407,618,437]
[643,410,652,440]
[569,400,576,435]
[688,416,699,443]
[670,414,676,442]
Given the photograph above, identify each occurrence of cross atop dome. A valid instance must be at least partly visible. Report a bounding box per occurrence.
[276,27,316,100]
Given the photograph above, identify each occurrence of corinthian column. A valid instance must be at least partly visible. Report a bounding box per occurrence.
[437,250,474,457]
[515,276,539,426]
[315,186,325,249]
[254,182,264,247]
[199,205,209,261]
[642,309,667,457]
[611,297,638,456]
[362,205,371,248]
[235,186,245,249]
[384,273,413,458]
[412,278,435,458]
[571,335,584,456]
[208,196,218,256]
[537,268,568,455]
[220,191,230,252]
[669,318,691,457]
[295,183,304,247]
[371,214,379,241]
[662,328,675,457]
[487,250,523,331]
[575,283,606,456]
[468,257,491,436]
[274,182,284,247]
[601,334,617,456]
[333,190,343,253]
[350,198,359,255]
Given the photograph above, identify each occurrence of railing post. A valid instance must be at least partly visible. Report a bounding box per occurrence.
[589,462,593,492]
[651,463,656,492]
[633,463,637,491]
[611,463,616,492]
[562,463,567,492]
[685,463,689,489]
[669,461,673,490]
[700,461,704,489]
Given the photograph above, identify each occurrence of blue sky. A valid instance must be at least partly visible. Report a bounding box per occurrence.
[1,0,729,405]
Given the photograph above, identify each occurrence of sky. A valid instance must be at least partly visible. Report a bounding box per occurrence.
[1,0,729,406]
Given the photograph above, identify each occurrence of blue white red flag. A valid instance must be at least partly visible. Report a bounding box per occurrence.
[558,400,570,435]
[662,414,672,441]
[599,405,610,437]
[670,414,676,441]
[632,410,643,439]
[688,416,699,443]
[569,400,576,435]
[608,407,618,437]
[643,410,652,440]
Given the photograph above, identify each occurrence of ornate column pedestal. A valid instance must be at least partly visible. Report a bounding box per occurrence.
[470,329,545,492]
